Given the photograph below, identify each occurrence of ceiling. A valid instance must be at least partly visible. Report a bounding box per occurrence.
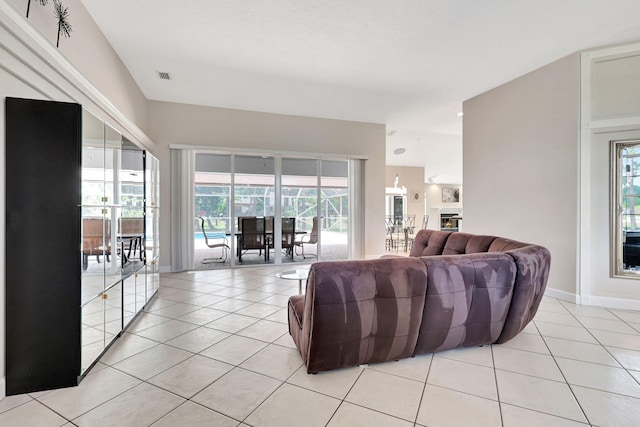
[81,0,640,184]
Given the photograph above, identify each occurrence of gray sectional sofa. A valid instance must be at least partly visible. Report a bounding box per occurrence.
[288,229,551,374]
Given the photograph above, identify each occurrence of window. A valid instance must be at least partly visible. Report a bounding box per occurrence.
[612,139,640,276]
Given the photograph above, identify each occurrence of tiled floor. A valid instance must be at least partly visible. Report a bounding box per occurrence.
[2,265,640,426]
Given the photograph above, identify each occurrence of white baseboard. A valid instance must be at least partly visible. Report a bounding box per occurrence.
[159,265,172,274]
[544,287,579,303]
[579,294,640,311]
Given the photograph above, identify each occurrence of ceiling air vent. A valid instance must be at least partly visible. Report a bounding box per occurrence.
[157,71,171,80]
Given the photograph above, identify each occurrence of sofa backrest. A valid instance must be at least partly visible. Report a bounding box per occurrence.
[410,229,532,257]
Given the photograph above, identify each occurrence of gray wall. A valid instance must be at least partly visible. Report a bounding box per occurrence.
[463,53,580,296]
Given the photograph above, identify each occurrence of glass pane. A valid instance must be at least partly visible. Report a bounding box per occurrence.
[320,160,348,260]
[195,153,232,267]
[234,155,275,265]
[282,158,318,263]
[615,140,640,276]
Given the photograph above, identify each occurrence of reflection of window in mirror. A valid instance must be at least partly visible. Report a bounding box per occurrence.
[612,139,640,277]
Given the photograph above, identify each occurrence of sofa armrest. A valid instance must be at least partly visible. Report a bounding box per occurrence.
[299,258,428,373]
[496,245,551,343]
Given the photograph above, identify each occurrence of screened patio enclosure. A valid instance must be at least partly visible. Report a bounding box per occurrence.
[193,153,349,269]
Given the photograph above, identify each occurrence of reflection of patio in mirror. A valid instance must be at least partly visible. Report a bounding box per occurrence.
[193,230,347,269]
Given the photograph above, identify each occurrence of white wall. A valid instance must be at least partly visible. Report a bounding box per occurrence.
[463,53,580,298]
[147,100,387,269]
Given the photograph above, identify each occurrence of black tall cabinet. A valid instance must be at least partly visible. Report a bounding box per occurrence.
[6,98,82,394]
[5,97,160,395]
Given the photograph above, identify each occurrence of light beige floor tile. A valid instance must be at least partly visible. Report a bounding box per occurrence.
[577,316,638,334]
[165,326,230,353]
[558,302,618,320]
[591,329,640,351]
[265,307,289,323]
[610,309,640,323]
[235,290,273,302]
[240,344,303,380]
[555,357,640,398]
[435,345,494,367]
[501,403,588,427]
[499,332,550,354]
[520,322,541,335]
[38,367,140,419]
[287,365,363,399]
[246,383,340,427]
[184,293,229,307]
[148,302,201,318]
[0,394,32,414]
[572,385,640,426]
[237,319,289,342]
[273,333,297,349]
[346,369,423,421]
[534,311,581,327]
[148,355,233,398]
[537,302,570,314]
[162,289,205,303]
[125,312,171,333]
[607,346,640,370]
[135,319,198,342]
[260,294,292,306]
[99,332,158,365]
[493,346,564,381]
[151,401,238,427]
[534,321,598,344]
[545,336,620,367]
[234,302,282,318]
[368,353,432,381]
[175,307,229,325]
[427,356,497,400]
[0,400,67,427]
[191,368,280,420]
[416,385,501,427]
[495,370,586,422]
[74,383,184,427]
[200,335,268,365]
[113,344,192,380]
[212,289,254,299]
[206,313,259,333]
[143,298,178,312]
[327,402,411,427]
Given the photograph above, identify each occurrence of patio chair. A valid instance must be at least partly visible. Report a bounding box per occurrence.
[239,217,267,262]
[295,217,318,258]
[281,217,296,259]
[82,218,111,270]
[199,217,230,264]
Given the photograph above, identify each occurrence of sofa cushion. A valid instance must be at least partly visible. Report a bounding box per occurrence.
[409,230,451,257]
[413,252,516,355]
[466,235,497,253]
[488,237,527,252]
[442,233,474,255]
[303,258,428,373]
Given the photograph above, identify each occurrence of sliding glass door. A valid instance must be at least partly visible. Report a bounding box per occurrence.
[193,152,349,269]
